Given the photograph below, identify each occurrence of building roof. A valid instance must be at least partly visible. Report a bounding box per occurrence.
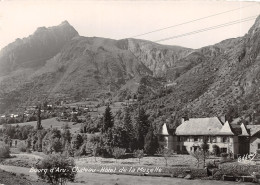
[219,121,234,135]
[175,117,224,136]
[158,123,175,136]
[240,123,250,136]
[246,125,260,136]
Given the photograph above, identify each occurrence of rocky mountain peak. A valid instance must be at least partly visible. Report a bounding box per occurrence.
[248,15,260,35]
[0,21,79,75]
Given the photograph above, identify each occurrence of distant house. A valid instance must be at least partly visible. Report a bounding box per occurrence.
[247,125,260,153]
[158,116,259,157]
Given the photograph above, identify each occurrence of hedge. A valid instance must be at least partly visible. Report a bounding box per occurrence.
[219,162,260,177]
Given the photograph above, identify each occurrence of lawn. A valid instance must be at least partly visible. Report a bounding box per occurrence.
[75,154,219,169]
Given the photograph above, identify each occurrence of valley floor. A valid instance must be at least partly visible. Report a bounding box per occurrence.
[0,153,256,185]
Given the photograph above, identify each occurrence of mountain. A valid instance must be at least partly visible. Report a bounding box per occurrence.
[139,15,260,122]
[0,21,192,112]
[0,21,79,75]
[0,15,260,121]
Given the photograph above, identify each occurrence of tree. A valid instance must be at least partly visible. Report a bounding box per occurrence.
[72,134,83,150]
[201,138,209,167]
[102,105,113,133]
[157,147,173,166]
[61,129,71,147]
[135,107,149,149]
[190,149,204,168]
[112,147,126,162]
[36,105,43,130]
[225,105,239,123]
[36,154,77,185]
[134,149,144,164]
[52,139,63,153]
[63,141,74,157]
[111,125,130,149]
[144,125,159,155]
[0,144,10,158]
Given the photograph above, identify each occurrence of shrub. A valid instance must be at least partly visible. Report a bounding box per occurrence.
[112,147,126,162]
[219,162,260,177]
[36,154,77,185]
[220,153,229,158]
[0,144,10,158]
[134,149,144,164]
[18,142,27,152]
[26,148,32,153]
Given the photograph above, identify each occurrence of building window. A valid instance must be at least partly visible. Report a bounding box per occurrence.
[207,136,211,143]
[194,136,198,142]
[211,136,216,143]
[258,143,260,149]
[220,148,227,153]
[222,137,229,143]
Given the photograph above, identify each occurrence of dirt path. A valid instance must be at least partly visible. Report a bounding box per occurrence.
[0,164,255,185]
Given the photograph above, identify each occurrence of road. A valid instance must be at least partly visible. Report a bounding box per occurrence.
[0,164,256,185]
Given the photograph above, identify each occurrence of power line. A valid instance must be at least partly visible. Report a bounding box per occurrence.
[130,3,256,38]
[154,15,257,43]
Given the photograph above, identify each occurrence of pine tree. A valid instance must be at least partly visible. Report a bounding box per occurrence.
[123,107,132,131]
[102,105,113,133]
[136,107,149,149]
[144,124,159,155]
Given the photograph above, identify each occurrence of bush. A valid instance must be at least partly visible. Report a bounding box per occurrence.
[18,142,27,152]
[112,147,126,162]
[36,154,77,185]
[219,162,260,177]
[134,149,144,164]
[26,148,31,153]
[220,153,229,158]
[0,144,10,158]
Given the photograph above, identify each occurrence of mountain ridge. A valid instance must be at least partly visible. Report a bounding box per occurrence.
[0,16,260,121]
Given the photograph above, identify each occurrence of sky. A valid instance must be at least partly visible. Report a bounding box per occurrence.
[0,0,259,50]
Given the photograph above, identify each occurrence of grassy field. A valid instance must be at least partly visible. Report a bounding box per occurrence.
[75,155,219,169]
[0,153,251,185]
[0,118,81,133]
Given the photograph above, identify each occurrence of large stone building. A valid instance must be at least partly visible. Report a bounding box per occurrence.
[158,117,260,157]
